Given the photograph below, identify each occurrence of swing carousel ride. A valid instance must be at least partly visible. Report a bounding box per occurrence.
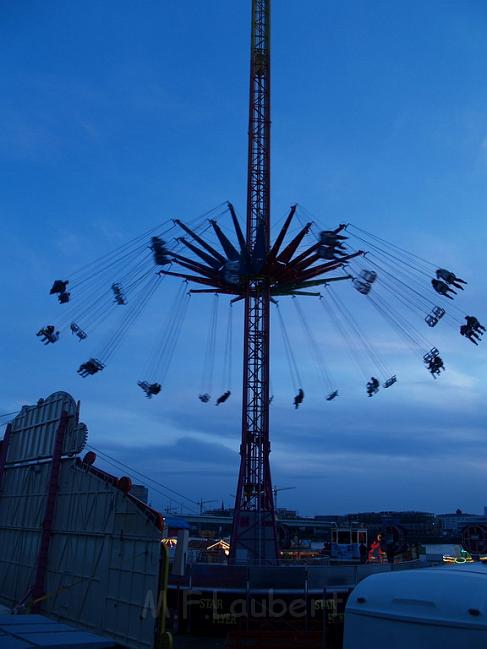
[36,0,483,565]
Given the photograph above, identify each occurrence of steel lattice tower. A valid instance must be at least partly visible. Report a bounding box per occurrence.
[229,0,278,566]
[160,0,361,564]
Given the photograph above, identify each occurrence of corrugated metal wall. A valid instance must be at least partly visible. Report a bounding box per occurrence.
[0,393,165,649]
[45,461,163,648]
[0,462,48,604]
[7,392,87,461]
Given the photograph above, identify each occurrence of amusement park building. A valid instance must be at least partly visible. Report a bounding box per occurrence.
[180,510,450,546]
[343,511,442,543]
[0,392,171,649]
[183,511,335,543]
[437,512,487,535]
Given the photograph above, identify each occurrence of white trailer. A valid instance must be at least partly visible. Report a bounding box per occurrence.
[344,562,487,648]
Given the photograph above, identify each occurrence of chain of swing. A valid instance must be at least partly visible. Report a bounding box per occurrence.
[198,296,233,406]
[137,281,191,398]
[300,206,483,378]
[38,203,229,347]
[36,199,485,403]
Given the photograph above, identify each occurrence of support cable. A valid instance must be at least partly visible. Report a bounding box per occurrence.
[349,255,435,312]
[221,303,234,391]
[68,201,227,282]
[70,239,161,290]
[347,249,466,328]
[347,258,436,327]
[69,221,175,281]
[200,294,219,397]
[292,297,334,392]
[57,251,154,330]
[363,264,463,329]
[347,223,438,272]
[145,281,191,383]
[347,231,433,280]
[275,303,302,392]
[160,294,191,384]
[319,293,369,382]
[97,274,161,363]
[88,267,159,335]
[327,286,392,378]
[0,410,19,420]
[85,443,200,513]
[365,292,429,357]
[60,203,225,332]
[367,289,433,351]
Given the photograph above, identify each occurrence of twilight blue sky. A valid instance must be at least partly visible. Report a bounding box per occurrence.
[1,1,487,517]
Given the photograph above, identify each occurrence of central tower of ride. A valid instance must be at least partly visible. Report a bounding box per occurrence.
[230,0,278,565]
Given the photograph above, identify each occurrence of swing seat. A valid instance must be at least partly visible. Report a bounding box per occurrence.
[425,314,438,327]
[366,379,380,396]
[353,279,371,295]
[360,270,377,284]
[78,358,104,377]
[147,383,161,397]
[383,375,397,388]
[138,380,161,398]
[318,246,341,260]
[216,391,231,405]
[37,327,59,344]
[70,322,87,340]
[199,393,210,403]
[58,292,71,304]
[50,280,68,294]
[425,306,445,327]
[423,347,439,363]
[151,237,171,265]
[111,283,127,305]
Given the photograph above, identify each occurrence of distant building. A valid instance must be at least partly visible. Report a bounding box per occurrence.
[180,512,335,544]
[314,515,344,523]
[178,509,487,546]
[437,512,487,535]
[344,511,441,543]
[276,508,298,519]
[205,507,234,517]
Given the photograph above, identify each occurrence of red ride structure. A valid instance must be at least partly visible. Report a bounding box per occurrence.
[233,0,274,566]
[230,0,359,565]
[159,0,361,565]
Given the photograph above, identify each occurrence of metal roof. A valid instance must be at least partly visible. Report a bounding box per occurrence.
[0,614,114,648]
[164,516,190,529]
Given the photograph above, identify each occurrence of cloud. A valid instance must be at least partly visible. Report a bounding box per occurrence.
[101,435,236,469]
